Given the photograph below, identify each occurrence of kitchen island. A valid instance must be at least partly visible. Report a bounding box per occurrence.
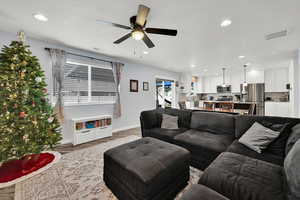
[192,101,256,115]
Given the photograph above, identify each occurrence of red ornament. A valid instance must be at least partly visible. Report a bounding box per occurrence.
[32,101,36,107]
[19,112,26,118]
[0,153,55,183]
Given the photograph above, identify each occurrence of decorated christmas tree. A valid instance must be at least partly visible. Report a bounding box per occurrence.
[0,33,62,164]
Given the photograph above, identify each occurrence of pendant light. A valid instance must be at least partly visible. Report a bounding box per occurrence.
[242,64,248,94]
[222,67,226,87]
[243,64,248,86]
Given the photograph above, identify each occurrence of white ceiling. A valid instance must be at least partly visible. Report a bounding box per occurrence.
[0,0,299,75]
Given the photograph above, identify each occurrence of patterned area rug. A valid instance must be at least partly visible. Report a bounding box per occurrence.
[15,136,202,200]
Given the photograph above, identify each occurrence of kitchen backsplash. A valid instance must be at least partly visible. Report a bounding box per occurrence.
[265,92,289,102]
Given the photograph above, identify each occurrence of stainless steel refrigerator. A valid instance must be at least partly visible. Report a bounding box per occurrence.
[240,83,265,116]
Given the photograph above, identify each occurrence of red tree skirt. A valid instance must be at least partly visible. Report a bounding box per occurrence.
[0,153,55,183]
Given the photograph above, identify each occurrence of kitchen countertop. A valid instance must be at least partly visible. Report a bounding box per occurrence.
[202,101,255,104]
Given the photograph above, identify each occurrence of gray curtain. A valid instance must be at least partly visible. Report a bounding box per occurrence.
[112,62,123,118]
[49,49,67,124]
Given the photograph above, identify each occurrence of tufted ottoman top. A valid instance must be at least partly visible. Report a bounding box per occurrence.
[104,137,190,199]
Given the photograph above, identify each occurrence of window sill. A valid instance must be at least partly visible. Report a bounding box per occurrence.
[64,101,115,107]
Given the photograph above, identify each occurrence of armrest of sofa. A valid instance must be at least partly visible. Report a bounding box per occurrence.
[180,184,229,200]
[140,110,161,137]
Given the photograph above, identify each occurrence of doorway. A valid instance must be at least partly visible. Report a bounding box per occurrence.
[156,78,176,108]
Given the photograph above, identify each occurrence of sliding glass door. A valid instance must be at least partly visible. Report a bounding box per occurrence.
[156,79,175,108]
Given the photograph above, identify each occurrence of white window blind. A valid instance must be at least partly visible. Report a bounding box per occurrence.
[62,55,116,105]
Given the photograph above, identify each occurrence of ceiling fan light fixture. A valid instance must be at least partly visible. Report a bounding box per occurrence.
[132,30,144,40]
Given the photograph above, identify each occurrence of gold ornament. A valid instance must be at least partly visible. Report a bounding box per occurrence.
[10,63,15,69]
[20,72,25,79]
[21,60,27,66]
[9,93,17,99]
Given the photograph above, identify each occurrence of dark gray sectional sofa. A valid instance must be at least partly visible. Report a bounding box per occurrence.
[140,108,300,200]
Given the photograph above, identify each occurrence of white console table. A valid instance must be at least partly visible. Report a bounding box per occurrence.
[67,115,113,145]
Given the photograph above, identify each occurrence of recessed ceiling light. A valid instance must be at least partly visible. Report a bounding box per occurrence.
[33,13,48,22]
[143,51,149,54]
[191,64,196,68]
[239,55,245,59]
[220,19,232,27]
[245,62,252,66]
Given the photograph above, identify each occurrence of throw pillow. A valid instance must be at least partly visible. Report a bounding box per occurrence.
[161,114,178,129]
[284,139,300,200]
[285,123,300,156]
[261,121,290,157]
[238,122,281,153]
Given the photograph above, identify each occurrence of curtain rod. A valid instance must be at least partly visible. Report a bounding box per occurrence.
[44,48,113,64]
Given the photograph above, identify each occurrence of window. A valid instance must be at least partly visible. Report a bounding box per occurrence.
[62,56,116,105]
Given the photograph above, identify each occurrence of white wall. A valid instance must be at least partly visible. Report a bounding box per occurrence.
[0,31,180,143]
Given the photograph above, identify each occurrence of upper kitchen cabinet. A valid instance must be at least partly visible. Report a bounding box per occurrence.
[180,73,192,93]
[202,75,222,93]
[265,67,289,92]
[230,71,243,93]
[246,70,264,84]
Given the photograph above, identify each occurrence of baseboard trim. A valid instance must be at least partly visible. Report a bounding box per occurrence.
[60,138,73,145]
[112,125,140,133]
[59,125,140,145]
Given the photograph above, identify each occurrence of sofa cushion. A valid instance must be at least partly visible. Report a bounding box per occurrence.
[199,152,286,200]
[235,115,300,157]
[227,140,284,166]
[238,122,281,153]
[144,128,188,143]
[285,123,300,155]
[174,129,234,169]
[157,108,192,129]
[140,109,161,129]
[284,139,300,200]
[190,111,235,135]
[161,114,179,129]
[180,184,229,200]
[235,115,299,139]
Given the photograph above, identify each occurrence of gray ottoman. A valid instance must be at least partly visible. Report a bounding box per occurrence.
[104,137,190,200]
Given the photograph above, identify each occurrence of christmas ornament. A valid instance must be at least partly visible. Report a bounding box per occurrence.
[19,112,26,118]
[20,72,25,79]
[35,77,42,82]
[47,117,54,123]
[21,60,27,66]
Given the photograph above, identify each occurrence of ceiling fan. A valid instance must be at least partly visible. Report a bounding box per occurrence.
[97,4,178,48]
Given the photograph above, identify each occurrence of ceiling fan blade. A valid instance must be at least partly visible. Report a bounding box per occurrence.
[142,33,155,48]
[136,4,150,26]
[145,28,178,36]
[96,20,131,30]
[113,33,132,44]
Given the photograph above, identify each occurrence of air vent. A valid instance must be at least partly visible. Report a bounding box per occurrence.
[265,29,288,40]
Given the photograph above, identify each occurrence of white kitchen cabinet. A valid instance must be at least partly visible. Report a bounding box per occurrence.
[265,102,291,117]
[202,75,222,93]
[246,70,264,84]
[230,72,243,93]
[265,68,288,92]
[180,73,192,93]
